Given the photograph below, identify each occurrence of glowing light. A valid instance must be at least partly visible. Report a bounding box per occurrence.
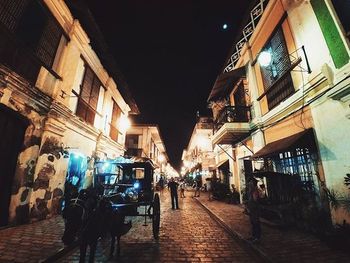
[222,24,228,30]
[118,115,131,132]
[133,182,140,189]
[103,162,110,169]
[258,51,272,67]
[196,134,211,150]
[158,154,165,163]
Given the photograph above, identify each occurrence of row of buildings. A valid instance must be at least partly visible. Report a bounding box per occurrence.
[183,0,350,227]
[0,0,171,227]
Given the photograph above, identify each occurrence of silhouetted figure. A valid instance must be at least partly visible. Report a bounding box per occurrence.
[62,189,131,262]
[168,177,179,209]
[247,178,261,243]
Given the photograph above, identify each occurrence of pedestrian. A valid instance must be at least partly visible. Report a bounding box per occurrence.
[180,180,186,198]
[158,176,165,195]
[246,177,261,243]
[168,177,179,209]
[193,176,202,197]
[206,178,212,201]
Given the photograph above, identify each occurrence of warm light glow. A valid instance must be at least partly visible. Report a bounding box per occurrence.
[158,154,165,163]
[196,134,211,150]
[258,50,272,67]
[118,115,131,132]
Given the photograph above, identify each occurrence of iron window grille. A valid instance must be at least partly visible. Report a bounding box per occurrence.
[259,26,295,110]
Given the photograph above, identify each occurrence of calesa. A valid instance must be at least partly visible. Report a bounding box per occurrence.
[62,156,160,262]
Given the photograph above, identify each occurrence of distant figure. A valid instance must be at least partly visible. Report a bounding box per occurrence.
[158,176,165,195]
[180,181,186,198]
[247,177,261,243]
[206,178,212,201]
[193,176,202,197]
[168,177,179,209]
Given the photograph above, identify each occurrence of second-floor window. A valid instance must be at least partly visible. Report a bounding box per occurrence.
[74,64,102,126]
[0,0,66,82]
[109,100,121,142]
[331,0,350,40]
[260,26,294,110]
[126,134,139,149]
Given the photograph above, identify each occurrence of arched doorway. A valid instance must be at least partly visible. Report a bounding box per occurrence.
[0,104,29,226]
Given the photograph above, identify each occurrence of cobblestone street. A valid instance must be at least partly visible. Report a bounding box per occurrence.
[0,216,65,262]
[1,189,349,262]
[58,191,262,262]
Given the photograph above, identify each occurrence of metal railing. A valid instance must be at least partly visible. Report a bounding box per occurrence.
[214,106,251,131]
[224,0,269,72]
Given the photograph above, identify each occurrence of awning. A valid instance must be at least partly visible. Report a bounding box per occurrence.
[252,129,315,158]
[207,67,246,102]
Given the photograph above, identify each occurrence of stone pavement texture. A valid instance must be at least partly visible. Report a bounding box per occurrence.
[59,190,262,262]
[0,189,349,262]
[195,192,350,263]
[0,216,65,263]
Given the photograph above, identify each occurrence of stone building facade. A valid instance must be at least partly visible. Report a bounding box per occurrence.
[0,0,137,226]
[125,124,168,183]
[208,0,350,225]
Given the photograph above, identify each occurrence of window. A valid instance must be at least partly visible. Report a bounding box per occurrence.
[133,168,145,179]
[109,100,121,142]
[74,64,102,126]
[260,27,294,110]
[331,0,350,39]
[265,147,319,194]
[126,134,139,148]
[0,0,65,82]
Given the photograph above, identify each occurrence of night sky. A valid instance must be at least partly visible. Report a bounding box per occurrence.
[84,0,253,170]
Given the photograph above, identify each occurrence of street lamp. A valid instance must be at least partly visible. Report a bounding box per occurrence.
[118,115,131,133]
[258,50,272,67]
[158,154,165,163]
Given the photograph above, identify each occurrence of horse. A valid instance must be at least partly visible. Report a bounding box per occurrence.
[62,189,132,262]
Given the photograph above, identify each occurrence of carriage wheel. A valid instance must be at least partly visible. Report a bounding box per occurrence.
[152,193,160,240]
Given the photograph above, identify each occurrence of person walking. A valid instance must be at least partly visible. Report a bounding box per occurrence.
[168,177,179,209]
[193,176,202,197]
[206,178,212,201]
[179,180,186,198]
[246,177,261,243]
[158,176,165,196]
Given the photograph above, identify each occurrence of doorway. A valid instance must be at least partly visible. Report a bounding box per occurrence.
[0,105,28,226]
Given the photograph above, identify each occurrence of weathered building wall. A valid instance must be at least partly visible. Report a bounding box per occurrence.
[0,66,51,224]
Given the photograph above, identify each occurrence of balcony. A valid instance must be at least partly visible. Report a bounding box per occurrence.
[196,117,213,130]
[212,106,251,145]
[125,148,143,157]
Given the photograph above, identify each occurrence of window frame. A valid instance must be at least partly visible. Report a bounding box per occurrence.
[256,17,296,111]
[109,99,122,142]
[74,62,104,126]
[0,0,68,81]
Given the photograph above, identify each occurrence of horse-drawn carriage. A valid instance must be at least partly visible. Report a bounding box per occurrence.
[93,156,160,239]
[62,156,160,262]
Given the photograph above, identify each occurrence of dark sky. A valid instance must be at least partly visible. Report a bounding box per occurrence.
[84,0,253,170]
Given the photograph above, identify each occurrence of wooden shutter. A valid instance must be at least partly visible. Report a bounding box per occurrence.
[0,0,29,32]
[110,101,121,141]
[89,77,101,110]
[80,66,93,103]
